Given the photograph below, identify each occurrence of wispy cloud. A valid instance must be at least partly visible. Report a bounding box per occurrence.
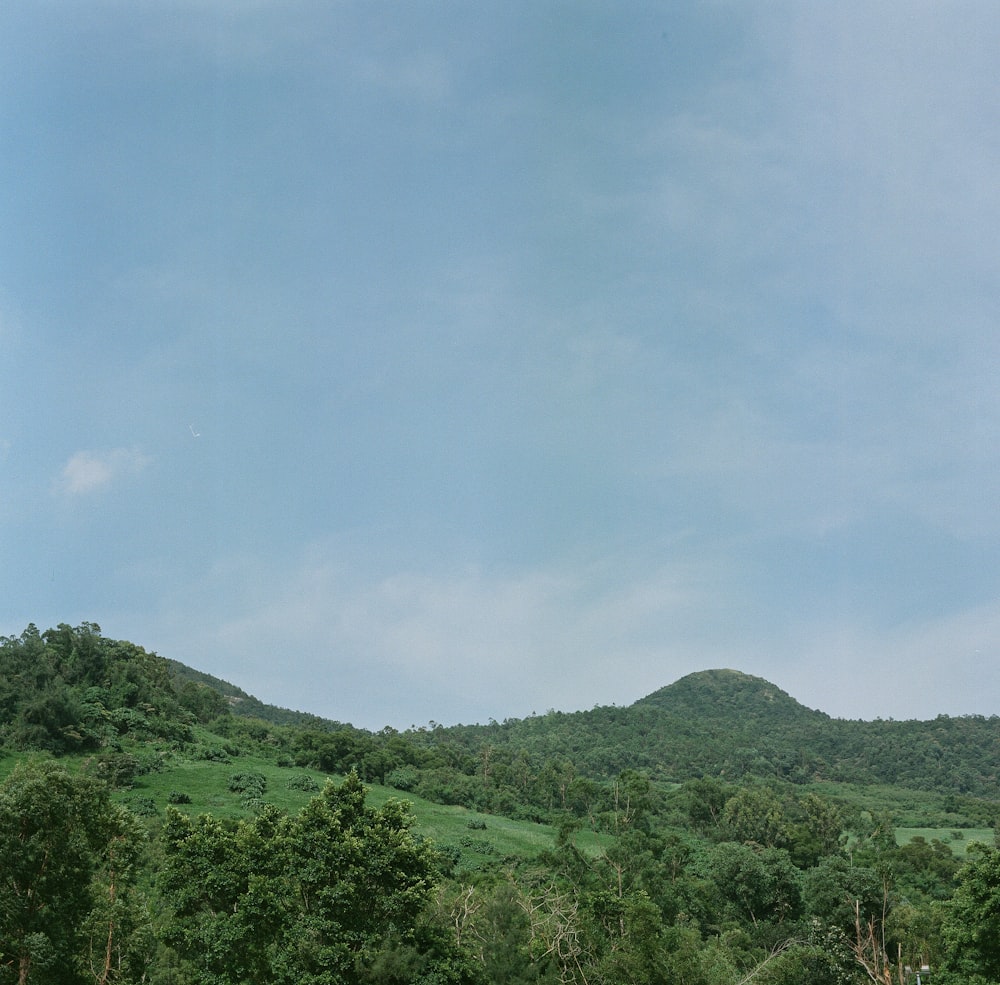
[127,545,727,729]
[56,447,151,496]
[777,599,1000,722]
[122,537,1000,730]
[7,3,1000,731]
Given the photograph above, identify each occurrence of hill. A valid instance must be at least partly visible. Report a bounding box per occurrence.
[164,658,348,729]
[3,621,1000,803]
[416,668,1000,798]
[634,668,825,723]
[4,621,999,984]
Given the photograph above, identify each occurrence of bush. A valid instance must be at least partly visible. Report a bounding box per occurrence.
[228,771,267,798]
[287,774,320,792]
[195,745,230,763]
[156,719,194,744]
[94,752,141,789]
[128,796,158,817]
[109,707,151,736]
[386,766,419,791]
[435,844,462,874]
[167,791,192,804]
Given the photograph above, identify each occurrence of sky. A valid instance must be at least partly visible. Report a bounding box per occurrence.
[3,2,1000,731]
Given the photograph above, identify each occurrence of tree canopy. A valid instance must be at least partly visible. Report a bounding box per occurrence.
[160,773,477,985]
[3,622,1000,983]
[0,760,148,985]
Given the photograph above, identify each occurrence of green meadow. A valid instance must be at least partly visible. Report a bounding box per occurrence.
[896,827,994,854]
[0,742,612,873]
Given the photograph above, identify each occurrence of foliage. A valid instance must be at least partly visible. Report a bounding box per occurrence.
[941,845,1000,980]
[6,623,1000,984]
[704,842,802,929]
[160,773,462,985]
[288,773,320,792]
[411,668,1000,799]
[0,760,149,985]
[227,770,267,797]
[0,624,204,755]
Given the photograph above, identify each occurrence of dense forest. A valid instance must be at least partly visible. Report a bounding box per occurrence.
[3,622,1000,984]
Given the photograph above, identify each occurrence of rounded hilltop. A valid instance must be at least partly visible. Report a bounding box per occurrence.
[634,668,827,725]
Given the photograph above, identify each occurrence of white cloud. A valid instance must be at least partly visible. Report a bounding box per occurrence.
[136,536,1000,731]
[618,4,1000,548]
[776,599,1000,723]
[128,546,729,730]
[57,447,151,496]
[108,535,1000,731]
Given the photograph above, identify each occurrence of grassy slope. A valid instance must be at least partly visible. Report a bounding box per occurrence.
[896,827,993,853]
[4,743,990,865]
[124,751,995,859]
[0,746,611,875]
[130,753,611,869]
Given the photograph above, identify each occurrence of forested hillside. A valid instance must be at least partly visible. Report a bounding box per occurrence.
[415,668,1000,798]
[3,622,1000,984]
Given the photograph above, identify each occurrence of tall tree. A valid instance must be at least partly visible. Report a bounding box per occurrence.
[0,761,146,985]
[706,841,802,930]
[160,773,465,985]
[941,844,1000,981]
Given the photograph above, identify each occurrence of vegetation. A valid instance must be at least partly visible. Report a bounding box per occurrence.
[2,622,1000,983]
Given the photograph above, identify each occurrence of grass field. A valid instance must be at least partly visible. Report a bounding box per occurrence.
[0,746,607,873]
[1,747,990,864]
[896,827,993,854]
[128,751,611,870]
[806,779,989,827]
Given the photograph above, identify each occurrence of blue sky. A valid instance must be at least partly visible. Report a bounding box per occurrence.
[3,2,1000,730]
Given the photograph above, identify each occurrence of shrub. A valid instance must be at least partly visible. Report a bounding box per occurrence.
[386,766,419,791]
[94,752,141,789]
[228,771,267,798]
[128,796,158,817]
[109,707,151,736]
[436,844,462,874]
[195,745,230,763]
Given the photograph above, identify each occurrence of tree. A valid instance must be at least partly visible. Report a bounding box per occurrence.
[600,770,652,835]
[80,809,153,985]
[723,786,789,848]
[802,854,884,938]
[682,777,730,836]
[160,773,453,985]
[706,842,802,930]
[0,760,147,985]
[436,882,536,985]
[941,844,1000,981]
[283,775,437,982]
[891,837,959,901]
[786,793,843,868]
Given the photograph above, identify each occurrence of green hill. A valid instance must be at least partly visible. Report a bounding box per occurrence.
[4,620,1000,984]
[418,668,1000,799]
[5,621,1000,803]
[634,668,825,723]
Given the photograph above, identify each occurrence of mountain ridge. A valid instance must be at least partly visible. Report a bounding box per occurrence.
[3,622,999,798]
